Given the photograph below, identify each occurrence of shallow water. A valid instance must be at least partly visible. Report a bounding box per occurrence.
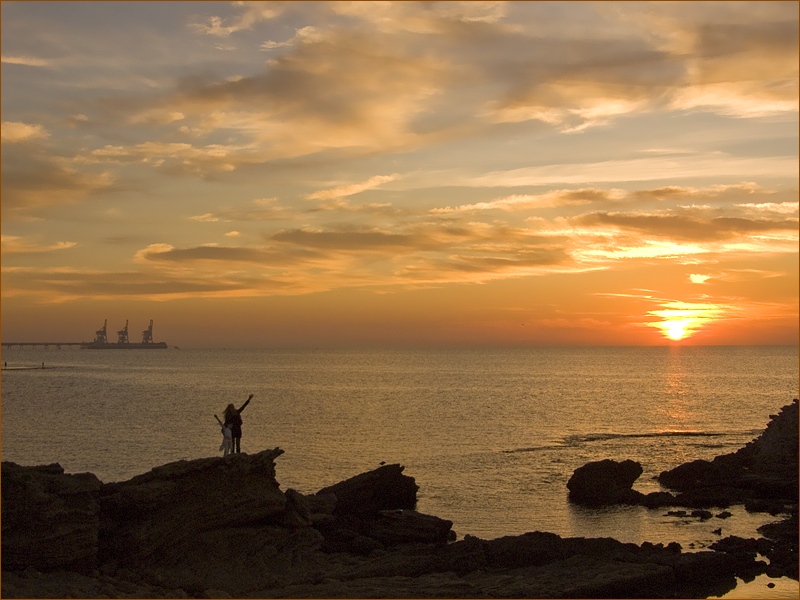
[2,345,798,597]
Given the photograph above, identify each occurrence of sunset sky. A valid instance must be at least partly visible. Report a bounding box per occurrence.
[2,1,798,348]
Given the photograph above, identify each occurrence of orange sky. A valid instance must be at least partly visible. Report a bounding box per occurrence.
[2,1,798,348]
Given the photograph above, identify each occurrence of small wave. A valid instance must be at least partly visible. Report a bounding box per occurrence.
[563,430,742,445]
[502,444,566,454]
[503,429,761,454]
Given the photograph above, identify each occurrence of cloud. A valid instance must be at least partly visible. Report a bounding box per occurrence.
[1,265,271,303]
[189,213,221,222]
[135,243,289,264]
[2,146,115,216]
[468,153,798,187]
[190,2,285,37]
[2,122,49,143]
[261,26,323,50]
[689,274,712,284]
[644,299,733,340]
[735,202,799,215]
[573,212,799,242]
[62,1,795,181]
[75,141,246,177]
[190,198,295,223]
[272,228,418,250]
[1,55,51,67]
[307,174,400,201]
[432,188,626,213]
[1,236,77,255]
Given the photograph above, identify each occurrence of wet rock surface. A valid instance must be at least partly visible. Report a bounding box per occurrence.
[3,400,797,598]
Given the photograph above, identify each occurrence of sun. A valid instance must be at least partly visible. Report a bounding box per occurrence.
[665,321,688,341]
[647,301,725,343]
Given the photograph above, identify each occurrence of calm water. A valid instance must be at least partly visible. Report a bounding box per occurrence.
[2,345,798,597]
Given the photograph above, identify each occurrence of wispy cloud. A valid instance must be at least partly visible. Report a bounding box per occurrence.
[190,2,285,37]
[1,55,51,67]
[307,174,401,201]
[1,236,76,255]
[2,122,49,143]
[468,154,798,187]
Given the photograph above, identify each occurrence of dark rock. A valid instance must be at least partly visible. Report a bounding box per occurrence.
[1,462,102,573]
[316,509,453,553]
[690,509,713,520]
[366,510,453,546]
[657,458,733,491]
[566,459,644,506]
[641,491,677,508]
[673,485,742,508]
[98,448,288,566]
[316,463,419,515]
[757,509,799,579]
[282,488,314,527]
[659,399,798,504]
[745,498,788,515]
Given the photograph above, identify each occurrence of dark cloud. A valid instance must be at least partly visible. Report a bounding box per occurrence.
[139,244,321,264]
[272,228,418,250]
[693,20,798,60]
[1,146,114,215]
[2,268,268,297]
[439,249,570,273]
[576,212,799,241]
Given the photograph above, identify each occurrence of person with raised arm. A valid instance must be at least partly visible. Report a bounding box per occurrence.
[223,394,254,454]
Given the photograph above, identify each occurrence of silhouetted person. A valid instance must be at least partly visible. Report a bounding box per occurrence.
[214,414,233,457]
[224,394,253,453]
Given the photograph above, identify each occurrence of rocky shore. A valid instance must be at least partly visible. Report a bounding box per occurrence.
[3,399,796,598]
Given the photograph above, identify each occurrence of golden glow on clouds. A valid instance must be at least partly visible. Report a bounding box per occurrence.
[2,121,49,143]
[647,301,729,341]
[1,1,797,346]
[307,174,401,201]
[1,55,51,67]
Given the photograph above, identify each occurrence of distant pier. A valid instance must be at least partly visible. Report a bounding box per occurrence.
[1,342,84,349]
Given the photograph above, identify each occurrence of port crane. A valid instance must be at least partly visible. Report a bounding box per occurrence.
[95,320,109,345]
[141,320,156,344]
[117,320,130,344]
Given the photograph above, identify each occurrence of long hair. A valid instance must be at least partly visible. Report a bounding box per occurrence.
[223,403,236,422]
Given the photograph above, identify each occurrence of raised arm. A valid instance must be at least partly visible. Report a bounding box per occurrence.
[238,394,254,413]
[214,414,224,427]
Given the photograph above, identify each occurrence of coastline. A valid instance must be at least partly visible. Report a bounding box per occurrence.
[2,400,797,598]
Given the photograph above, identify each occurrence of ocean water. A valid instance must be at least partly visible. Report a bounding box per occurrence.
[2,345,798,597]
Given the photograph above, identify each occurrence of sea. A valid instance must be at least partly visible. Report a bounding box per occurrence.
[1,345,798,598]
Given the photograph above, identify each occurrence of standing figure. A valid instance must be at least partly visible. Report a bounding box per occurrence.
[224,394,253,454]
[214,414,233,456]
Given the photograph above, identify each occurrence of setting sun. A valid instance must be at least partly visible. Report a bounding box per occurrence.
[665,321,689,341]
[646,301,732,342]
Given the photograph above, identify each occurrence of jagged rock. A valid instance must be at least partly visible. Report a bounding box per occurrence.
[566,458,644,506]
[658,399,798,502]
[316,463,419,515]
[757,510,799,579]
[1,462,102,573]
[282,488,314,527]
[364,510,453,546]
[640,491,677,508]
[657,458,734,491]
[98,447,288,565]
